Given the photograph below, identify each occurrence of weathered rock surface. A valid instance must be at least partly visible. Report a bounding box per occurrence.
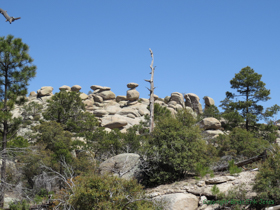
[93,110,108,117]
[71,85,82,92]
[126,89,140,101]
[169,92,185,108]
[90,85,103,90]
[98,153,141,180]
[202,130,224,140]
[101,115,128,128]
[37,86,53,97]
[204,96,215,106]
[185,93,203,114]
[59,85,71,91]
[199,117,221,130]
[127,82,139,89]
[97,90,116,100]
[154,193,198,210]
[79,93,88,100]
[116,95,127,102]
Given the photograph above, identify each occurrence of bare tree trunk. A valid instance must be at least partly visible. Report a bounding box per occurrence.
[0,8,21,24]
[145,48,155,133]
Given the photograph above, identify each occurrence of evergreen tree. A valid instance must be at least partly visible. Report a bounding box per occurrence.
[0,35,36,207]
[220,66,279,131]
[43,90,85,131]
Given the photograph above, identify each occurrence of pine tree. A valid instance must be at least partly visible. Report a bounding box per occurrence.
[220,66,279,131]
[0,35,36,207]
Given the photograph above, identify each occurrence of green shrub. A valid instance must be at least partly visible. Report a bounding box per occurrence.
[9,200,30,210]
[66,173,163,210]
[21,101,43,120]
[253,146,280,206]
[195,163,213,179]
[228,160,242,175]
[211,127,269,159]
[147,103,171,121]
[140,109,210,187]
[211,184,220,197]
[202,104,221,120]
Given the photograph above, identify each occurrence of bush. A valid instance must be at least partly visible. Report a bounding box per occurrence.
[253,146,280,206]
[211,127,269,159]
[21,101,43,120]
[140,109,210,187]
[202,104,221,120]
[228,160,242,175]
[9,200,30,210]
[66,173,163,210]
[43,90,85,130]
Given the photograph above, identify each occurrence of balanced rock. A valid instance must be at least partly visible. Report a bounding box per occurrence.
[126,89,139,101]
[199,117,221,130]
[99,86,111,91]
[59,85,71,91]
[71,85,81,92]
[90,85,103,91]
[127,82,139,89]
[37,86,53,97]
[204,96,215,106]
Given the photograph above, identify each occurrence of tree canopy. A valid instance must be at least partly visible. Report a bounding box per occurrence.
[220,66,279,131]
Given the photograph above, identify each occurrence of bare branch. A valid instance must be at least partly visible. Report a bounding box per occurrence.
[0,8,21,24]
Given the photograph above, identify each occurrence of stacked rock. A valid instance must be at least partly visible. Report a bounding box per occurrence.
[168,92,185,110]
[184,93,203,115]
[126,83,139,105]
[90,85,116,101]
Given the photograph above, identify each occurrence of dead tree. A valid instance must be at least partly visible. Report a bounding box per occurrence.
[0,8,21,24]
[145,48,156,133]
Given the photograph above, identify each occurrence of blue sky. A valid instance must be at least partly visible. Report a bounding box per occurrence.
[1,1,280,119]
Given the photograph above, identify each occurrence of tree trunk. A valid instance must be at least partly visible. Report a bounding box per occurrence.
[145,49,155,133]
[246,86,249,131]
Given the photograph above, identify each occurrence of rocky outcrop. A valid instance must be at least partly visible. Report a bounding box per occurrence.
[37,86,53,97]
[79,93,88,100]
[97,90,116,100]
[98,153,141,180]
[168,92,185,109]
[185,93,202,114]
[199,117,221,130]
[116,95,127,102]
